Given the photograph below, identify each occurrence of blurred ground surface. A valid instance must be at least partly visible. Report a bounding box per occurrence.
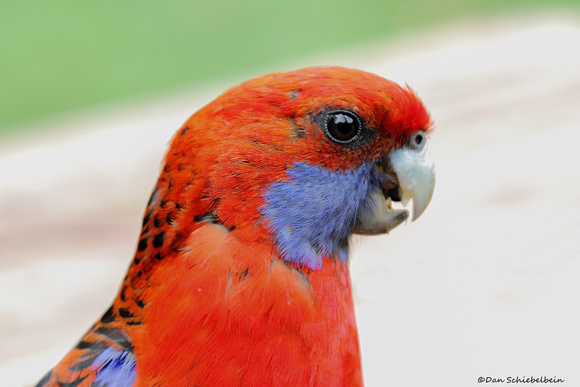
[1,12,580,387]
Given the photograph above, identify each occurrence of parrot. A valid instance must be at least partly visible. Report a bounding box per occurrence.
[36,66,435,386]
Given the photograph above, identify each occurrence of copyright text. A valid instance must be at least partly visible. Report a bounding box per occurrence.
[478,376,565,384]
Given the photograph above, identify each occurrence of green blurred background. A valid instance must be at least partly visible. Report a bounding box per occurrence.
[1,0,577,137]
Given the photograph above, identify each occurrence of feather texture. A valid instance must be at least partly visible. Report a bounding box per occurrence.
[37,66,432,386]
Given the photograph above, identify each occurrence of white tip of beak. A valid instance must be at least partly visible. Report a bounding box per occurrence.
[388,140,435,221]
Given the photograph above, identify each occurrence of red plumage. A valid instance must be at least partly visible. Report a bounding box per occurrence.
[38,66,432,386]
[131,224,361,385]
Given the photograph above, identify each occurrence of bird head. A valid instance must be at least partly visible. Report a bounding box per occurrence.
[158,66,435,270]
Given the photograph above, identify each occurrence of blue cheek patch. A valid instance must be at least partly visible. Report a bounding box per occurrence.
[92,348,136,386]
[262,161,376,270]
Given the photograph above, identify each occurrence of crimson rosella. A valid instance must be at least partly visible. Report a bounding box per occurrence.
[36,66,435,386]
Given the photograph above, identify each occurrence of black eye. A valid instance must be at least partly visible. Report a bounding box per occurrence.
[324,110,361,143]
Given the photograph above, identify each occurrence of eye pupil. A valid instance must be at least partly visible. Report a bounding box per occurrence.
[326,111,360,142]
[334,114,353,134]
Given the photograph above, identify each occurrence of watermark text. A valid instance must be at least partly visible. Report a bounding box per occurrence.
[478,376,565,384]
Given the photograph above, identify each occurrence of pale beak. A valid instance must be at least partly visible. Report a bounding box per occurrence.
[353,135,435,235]
[388,140,436,221]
